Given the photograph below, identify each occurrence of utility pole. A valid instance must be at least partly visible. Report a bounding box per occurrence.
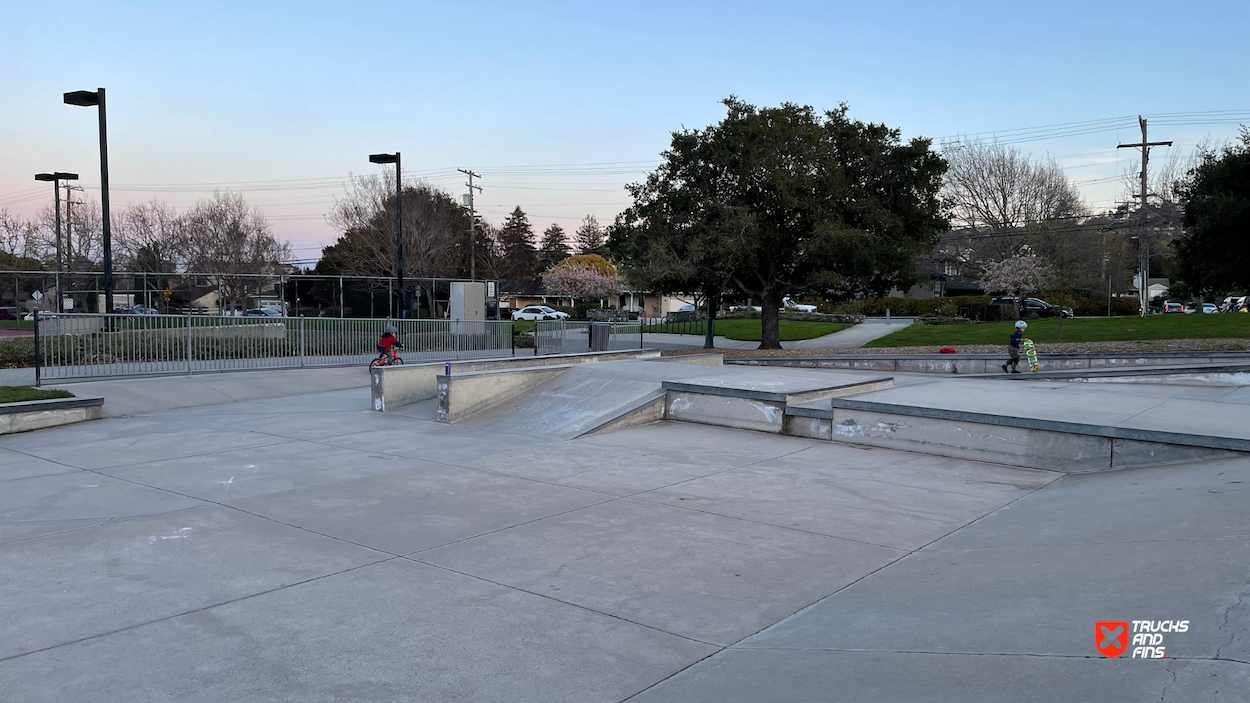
[1118,116,1172,317]
[458,169,482,280]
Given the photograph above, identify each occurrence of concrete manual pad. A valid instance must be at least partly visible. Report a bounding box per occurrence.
[0,416,290,469]
[103,440,435,503]
[231,463,610,555]
[640,443,1058,550]
[0,558,716,703]
[742,536,1250,658]
[0,505,383,660]
[1121,397,1250,442]
[0,471,207,523]
[842,378,1250,445]
[420,498,903,645]
[844,378,1173,427]
[930,455,1250,549]
[0,446,80,482]
[627,648,1246,703]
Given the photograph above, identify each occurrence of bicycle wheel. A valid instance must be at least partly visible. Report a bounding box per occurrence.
[369,357,386,368]
[391,357,404,365]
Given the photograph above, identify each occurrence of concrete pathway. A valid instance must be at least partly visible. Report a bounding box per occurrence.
[783,316,913,349]
[642,317,914,352]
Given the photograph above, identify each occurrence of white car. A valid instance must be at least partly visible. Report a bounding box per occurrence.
[245,308,284,317]
[512,305,570,321]
[782,298,817,313]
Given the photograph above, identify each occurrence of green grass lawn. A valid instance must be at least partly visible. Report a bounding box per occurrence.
[865,314,1250,347]
[0,321,34,330]
[0,386,73,403]
[645,319,851,342]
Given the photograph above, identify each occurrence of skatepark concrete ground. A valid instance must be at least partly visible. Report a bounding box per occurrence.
[1,365,1247,702]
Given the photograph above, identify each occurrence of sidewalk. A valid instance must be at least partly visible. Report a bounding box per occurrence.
[783,318,913,349]
[643,318,913,352]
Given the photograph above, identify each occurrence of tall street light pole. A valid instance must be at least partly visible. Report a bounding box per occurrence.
[34,172,78,313]
[369,152,403,318]
[63,88,114,313]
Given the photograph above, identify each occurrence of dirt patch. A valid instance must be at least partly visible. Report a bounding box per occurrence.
[660,337,1250,358]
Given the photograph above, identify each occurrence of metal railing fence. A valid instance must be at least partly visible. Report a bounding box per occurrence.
[534,320,644,355]
[34,313,515,383]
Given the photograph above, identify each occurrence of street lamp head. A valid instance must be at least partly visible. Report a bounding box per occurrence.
[63,90,100,107]
[35,173,55,182]
[54,172,79,180]
[369,153,398,164]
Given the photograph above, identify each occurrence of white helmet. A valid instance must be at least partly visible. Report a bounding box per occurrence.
[384,324,397,334]
[1015,320,1028,329]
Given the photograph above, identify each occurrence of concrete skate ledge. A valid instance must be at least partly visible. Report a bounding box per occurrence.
[975,363,1250,382]
[371,348,661,411]
[829,397,1250,454]
[0,394,104,434]
[436,366,571,423]
[649,353,724,366]
[662,377,892,405]
[729,351,1250,376]
[663,377,893,435]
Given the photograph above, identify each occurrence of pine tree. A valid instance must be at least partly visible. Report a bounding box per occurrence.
[538,223,571,270]
[497,206,538,280]
[575,215,607,256]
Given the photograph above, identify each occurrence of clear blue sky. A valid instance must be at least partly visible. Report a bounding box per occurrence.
[2,0,1247,262]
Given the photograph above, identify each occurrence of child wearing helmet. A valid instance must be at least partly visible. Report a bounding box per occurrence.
[1002,320,1027,374]
[377,325,402,364]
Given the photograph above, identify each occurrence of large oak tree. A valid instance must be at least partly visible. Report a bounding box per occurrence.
[611,98,948,348]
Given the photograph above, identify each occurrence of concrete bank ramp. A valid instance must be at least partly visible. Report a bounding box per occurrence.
[448,358,897,440]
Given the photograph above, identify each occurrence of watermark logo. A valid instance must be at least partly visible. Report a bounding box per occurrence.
[1096,620,1189,658]
[1096,621,1129,658]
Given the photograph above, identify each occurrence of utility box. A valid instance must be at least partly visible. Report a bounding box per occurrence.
[449,282,485,321]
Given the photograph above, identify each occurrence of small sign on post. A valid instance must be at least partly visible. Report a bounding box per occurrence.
[31,291,43,302]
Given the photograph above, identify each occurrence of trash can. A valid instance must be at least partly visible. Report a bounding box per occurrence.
[589,322,610,352]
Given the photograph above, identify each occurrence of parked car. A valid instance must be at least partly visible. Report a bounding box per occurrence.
[1163,301,1184,313]
[676,304,696,313]
[1202,303,1218,314]
[1183,302,1199,314]
[0,307,18,321]
[511,305,569,321]
[119,305,159,315]
[245,308,283,317]
[782,298,817,313]
[991,297,1074,318]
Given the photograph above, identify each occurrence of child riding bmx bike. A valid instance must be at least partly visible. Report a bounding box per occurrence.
[371,325,404,367]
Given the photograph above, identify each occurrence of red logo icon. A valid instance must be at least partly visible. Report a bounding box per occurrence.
[1096,621,1129,657]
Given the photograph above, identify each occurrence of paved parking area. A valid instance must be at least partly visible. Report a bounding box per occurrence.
[1,382,1247,701]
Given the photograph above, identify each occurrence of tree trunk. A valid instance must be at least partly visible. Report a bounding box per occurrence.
[759,288,784,349]
[1057,288,1066,342]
